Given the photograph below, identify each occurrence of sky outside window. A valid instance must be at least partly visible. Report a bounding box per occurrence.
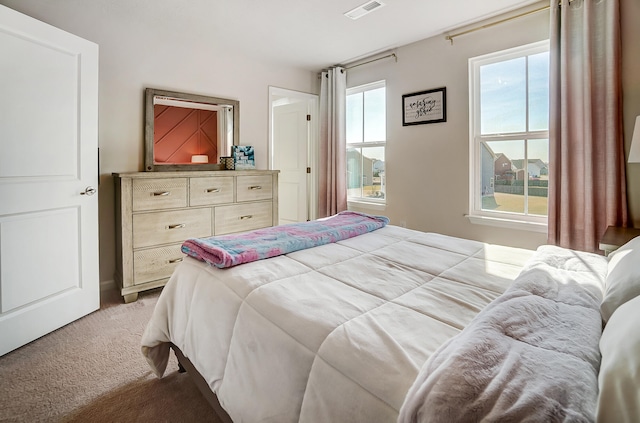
[346,92,363,143]
[480,51,550,162]
[364,87,386,142]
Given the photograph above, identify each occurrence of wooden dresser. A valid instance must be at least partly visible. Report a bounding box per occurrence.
[113,170,279,302]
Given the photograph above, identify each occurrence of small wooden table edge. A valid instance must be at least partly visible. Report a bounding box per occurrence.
[599,225,640,256]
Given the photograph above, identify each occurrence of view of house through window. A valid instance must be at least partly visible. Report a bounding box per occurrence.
[470,41,549,225]
[346,81,386,203]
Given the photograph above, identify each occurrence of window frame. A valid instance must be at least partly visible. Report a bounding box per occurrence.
[346,80,386,205]
[468,40,550,232]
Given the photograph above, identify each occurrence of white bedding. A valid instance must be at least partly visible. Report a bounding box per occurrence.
[141,225,536,422]
[399,245,608,422]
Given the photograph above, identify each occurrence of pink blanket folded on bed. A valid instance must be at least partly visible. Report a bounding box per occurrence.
[181,211,389,268]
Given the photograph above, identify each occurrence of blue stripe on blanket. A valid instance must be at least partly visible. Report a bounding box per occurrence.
[181,211,389,268]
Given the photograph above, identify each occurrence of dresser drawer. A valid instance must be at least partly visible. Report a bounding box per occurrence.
[133,244,184,285]
[214,202,273,235]
[236,175,273,202]
[133,208,212,248]
[190,176,234,206]
[133,178,188,211]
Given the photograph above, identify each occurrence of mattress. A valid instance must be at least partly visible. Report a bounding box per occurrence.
[141,225,536,422]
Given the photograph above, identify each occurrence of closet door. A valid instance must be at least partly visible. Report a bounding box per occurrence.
[0,5,99,356]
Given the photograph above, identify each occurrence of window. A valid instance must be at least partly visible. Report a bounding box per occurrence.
[468,41,549,231]
[346,81,386,204]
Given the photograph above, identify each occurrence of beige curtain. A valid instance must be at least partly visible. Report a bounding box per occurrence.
[318,67,347,218]
[548,0,628,253]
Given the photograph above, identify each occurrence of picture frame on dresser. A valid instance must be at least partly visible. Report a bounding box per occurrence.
[232,145,255,170]
[113,170,279,303]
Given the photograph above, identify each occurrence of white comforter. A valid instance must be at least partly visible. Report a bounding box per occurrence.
[398,245,608,422]
[141,226,534,422]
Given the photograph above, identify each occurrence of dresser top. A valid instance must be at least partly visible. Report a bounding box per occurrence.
[113,170,279,178]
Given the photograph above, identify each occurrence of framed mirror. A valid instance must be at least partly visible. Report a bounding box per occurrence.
[144,88,239,171]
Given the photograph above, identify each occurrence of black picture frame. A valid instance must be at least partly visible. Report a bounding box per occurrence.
[402,87,447,126]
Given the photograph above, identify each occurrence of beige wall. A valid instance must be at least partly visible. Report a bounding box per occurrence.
[2,0,639,286]
[346,4,550,250]
[621,0,640,227]
[0,0,317,285]
[349,0,640,249]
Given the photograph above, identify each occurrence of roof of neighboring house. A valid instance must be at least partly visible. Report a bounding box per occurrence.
[511,158,548,170]
[481,143,497,158]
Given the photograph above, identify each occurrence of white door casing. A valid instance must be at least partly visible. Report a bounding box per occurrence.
[0,5,99,356]
[269,87,319,224]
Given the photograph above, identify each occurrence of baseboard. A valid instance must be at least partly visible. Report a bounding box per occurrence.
[100,279,116,293]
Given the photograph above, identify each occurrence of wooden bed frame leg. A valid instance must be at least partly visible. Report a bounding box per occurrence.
[170,343,234,423]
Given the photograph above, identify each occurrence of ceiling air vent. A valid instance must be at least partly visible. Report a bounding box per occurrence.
[344,0,386,20]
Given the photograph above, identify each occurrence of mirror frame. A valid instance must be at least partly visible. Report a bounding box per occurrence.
[144,87,240,171]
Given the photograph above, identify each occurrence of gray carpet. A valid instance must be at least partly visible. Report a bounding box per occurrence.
[0,288,221,423]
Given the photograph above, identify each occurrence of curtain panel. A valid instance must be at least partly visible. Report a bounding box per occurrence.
[318,67,347,218]
[548,0,628,253]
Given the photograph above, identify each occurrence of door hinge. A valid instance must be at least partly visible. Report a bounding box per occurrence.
[306,114,311,121]
[306,167,311,174]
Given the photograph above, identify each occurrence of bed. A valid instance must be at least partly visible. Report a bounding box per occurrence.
[141,212,640,423]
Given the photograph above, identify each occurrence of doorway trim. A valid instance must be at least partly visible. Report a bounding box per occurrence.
[268,86,319,221]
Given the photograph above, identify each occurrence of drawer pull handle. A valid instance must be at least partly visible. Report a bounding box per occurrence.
[239,215,253,220]
[153,191,170,197]
[168,258,183,264]
[249,186,262,190]
[168,223,185,229]
[206,188,221,193]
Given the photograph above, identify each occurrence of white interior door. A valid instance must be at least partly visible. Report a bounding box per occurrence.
[269,87,319,225]
[0,6,99,356]
[273,101,309,224]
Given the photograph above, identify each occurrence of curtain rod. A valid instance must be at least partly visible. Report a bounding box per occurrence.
[445,4,550,45]
[345,53,397,70]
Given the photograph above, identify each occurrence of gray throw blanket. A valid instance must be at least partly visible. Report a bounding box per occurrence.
[398,245,607,423]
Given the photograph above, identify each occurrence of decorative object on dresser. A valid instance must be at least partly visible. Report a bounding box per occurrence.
[220,156,234,170]
[113,170,279,303]
[231,145,255,169]
[144,88,239,172]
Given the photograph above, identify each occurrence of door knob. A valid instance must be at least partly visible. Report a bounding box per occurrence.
[81,186,97,196]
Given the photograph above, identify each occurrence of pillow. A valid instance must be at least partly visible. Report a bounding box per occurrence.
[596,294,640,423]
[601,236,640,322]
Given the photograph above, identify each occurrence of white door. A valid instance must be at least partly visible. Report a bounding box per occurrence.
[269,88,318,225]
[0,6,99,356]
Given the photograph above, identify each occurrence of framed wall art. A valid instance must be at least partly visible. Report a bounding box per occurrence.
[402,87,446,126]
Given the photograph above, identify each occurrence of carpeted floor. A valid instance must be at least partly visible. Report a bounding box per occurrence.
[0,288,221,423]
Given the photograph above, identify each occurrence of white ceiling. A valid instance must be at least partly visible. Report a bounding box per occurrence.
[199,0,543,70]
[1,0,542,72]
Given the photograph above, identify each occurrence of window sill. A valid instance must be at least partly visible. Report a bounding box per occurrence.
[347,200,386,212]
[466,214,547,233]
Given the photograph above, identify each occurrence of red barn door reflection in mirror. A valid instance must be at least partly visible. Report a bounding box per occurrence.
[154,101,218,164]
